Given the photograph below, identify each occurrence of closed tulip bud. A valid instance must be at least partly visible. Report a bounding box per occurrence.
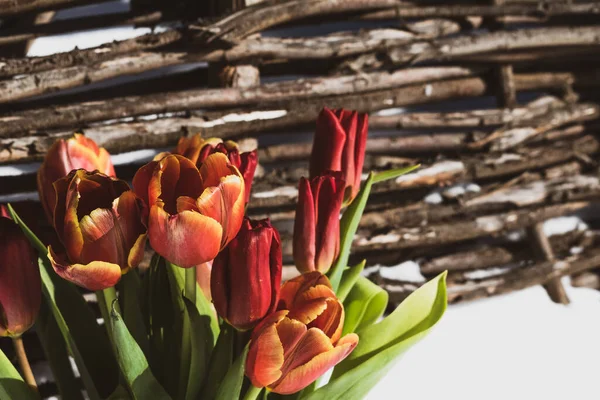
[133,153,245,268]
[246,273,358,394]
[309,107,368,204]
[49,170,147,290]
[37,134,115,222]
[293,172,345,274]
[211,218,282,331]
[0,210,41,337]
[175,135,258,203]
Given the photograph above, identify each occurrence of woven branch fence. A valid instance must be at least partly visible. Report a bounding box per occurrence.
[1,0,600,397]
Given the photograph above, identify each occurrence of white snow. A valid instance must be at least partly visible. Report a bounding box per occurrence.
[378,261,426,283]
[367,280,600,400]
[543,216,589,237]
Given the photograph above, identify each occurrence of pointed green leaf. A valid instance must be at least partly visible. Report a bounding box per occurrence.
[36,301,84,400]
[183,296,213,400]
[342,276,388,336]
[201,323,235,399]
[303,273,447,400]
[337,260,366,303]
[8,204,119,399]
[120,271,150,357]
[111,305,172,400]
[327,174,375,291]
[0,348,39,400]
[215,344,249,400]
[372,165,420,184]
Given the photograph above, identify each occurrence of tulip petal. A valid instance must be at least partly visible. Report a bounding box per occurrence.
[132,160,158,209]
[239,150,258,203]
[196,174,244,248]
[279,272,332,308]
[114,191,146,251]
[293,178,316,273]
[79,208,122,267]
[148,204,222,268]
[276,317,307,358]
[353,113,369,196]
[313,175,344,273]
[48,246,122,290]
[198,152,234,188]
[310,107,346,179]
[246,319,285,388]
[308,298,344,344]
[270,332,358,395]
[127,233,147,269]
[0,219,40,337]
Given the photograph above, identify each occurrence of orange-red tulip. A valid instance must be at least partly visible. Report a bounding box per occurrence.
[175,135,258,203]
[310,108,368,204]
[48,170,146,290]
[37,134,115,222]
[0,208,41,337]
[211,218,282,331]
[278,272,345,344]
[293,172,345,274]
[245,272,357,394]
[133,153,245,268]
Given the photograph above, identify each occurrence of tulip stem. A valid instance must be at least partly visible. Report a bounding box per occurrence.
[12,336,37,392]
[243,384,262,400]
[185,266,197,302]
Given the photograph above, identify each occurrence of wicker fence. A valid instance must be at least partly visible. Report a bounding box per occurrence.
[1,0,600,395]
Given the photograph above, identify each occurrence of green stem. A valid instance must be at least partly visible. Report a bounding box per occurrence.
[96,286,119,350]
[185,266,197,302]
[243,384,263,400]
[12,336,37,393]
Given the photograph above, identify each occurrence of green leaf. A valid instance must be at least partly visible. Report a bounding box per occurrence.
[120,271,150,357]
[111,304,172,400]
[8,204,119,400]
[183,297,213,400]
[372,165,420,184]
[201,323,235,399]
[336,260,366,303]
[327,174,375,291]
[303,273,447,400]
[165,262,217,399]
[36,301,84,400]
[0,348,39,400]
[214,344,249,400]
[342,276,388,336]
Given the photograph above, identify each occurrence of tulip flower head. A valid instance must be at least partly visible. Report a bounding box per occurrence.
[0,208,41,337]
[37,134,115,222]
[293,172,345,274]
[309,107,368,204]
[48,170,147,291]
[212,218,282,331]
[175,135,258,203]
[133,153,245,268]
[246,272,358,394]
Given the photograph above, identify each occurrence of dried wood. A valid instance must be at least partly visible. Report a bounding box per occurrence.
[0,11,163,47]
[382,248,600,305]
[0,67,481,139]
[0,0,109,16]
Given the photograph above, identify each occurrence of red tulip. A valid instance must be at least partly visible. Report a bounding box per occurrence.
[133,153,245,268]
[37,133,115,222]
[211,218,282,330]
[246,273,358,394]
[48,170,147,290]
[310,108,368,204]
[0,208,41,337]
[293,172,345,274]
[175,135,258,203]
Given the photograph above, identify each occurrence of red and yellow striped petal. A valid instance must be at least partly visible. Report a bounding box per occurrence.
[48,246,122,290]
[270,332,359,395]
[148,203,222,268]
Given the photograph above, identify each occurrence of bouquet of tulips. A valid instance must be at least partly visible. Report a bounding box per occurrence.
[0,108,447,400]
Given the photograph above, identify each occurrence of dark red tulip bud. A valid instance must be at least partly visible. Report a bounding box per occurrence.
[0,208,41,337]
[293,172,345,274]
[310,107,368,204]
[211,218,282,331]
